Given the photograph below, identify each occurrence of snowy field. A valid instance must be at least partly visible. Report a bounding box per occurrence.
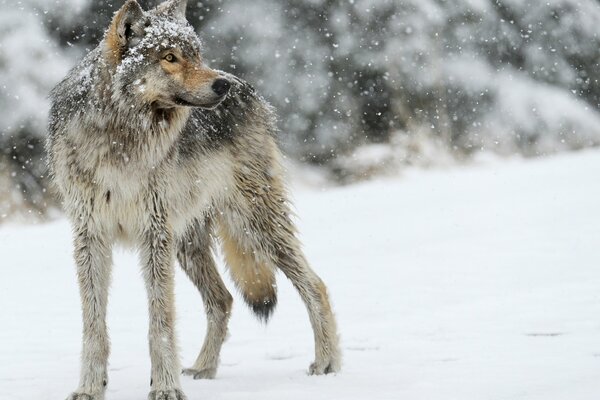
[1,150,599,400]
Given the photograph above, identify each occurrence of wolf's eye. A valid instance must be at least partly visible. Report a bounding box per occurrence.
[164,54,176,62]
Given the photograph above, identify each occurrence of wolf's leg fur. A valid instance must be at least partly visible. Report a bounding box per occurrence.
[276,246,341,375]
[140,194,186,400]
[219,164,341,374]
[176,217,233,380]
[68,224,112,400]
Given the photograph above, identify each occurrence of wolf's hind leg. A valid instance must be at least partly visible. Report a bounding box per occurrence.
[269,231,341,374]
[177,217,233,379]
[220,189,341,375]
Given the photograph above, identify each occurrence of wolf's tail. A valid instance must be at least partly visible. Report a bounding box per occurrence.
[219,228,277,322]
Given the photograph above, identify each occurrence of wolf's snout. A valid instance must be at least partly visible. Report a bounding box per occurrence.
[212,79,231,96]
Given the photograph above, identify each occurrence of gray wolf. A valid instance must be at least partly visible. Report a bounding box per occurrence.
[46,1,341,399]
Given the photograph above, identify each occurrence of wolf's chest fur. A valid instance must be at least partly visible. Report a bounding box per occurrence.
[59,114,235,242]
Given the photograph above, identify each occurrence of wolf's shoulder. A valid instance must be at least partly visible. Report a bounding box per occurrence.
[49,48,103,126]
[179,72,277,154]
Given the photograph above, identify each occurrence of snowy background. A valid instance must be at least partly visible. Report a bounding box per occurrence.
[1,0,600,215]
[0,0,599,398]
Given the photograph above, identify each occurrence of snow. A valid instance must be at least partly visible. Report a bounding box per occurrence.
[489,72,600,153]
[0,3,73,136]
[1,150,600,399]
[4,0,600,214]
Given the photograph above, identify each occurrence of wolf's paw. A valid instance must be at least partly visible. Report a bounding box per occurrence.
[66,392,102,400]
[148,388,186,400]
[308,356,341,375]
[182,366,217,379]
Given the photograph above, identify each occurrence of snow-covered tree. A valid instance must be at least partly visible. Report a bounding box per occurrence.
[0,0,85,218]
[2,0,600,218]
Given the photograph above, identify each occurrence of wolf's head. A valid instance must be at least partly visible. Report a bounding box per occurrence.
[104,0,229,110]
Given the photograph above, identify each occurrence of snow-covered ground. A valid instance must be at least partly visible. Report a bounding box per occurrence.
[1,150,599,400]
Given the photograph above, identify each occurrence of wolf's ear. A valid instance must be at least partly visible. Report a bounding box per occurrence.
[105,0,145,65]
[155,0,187,20]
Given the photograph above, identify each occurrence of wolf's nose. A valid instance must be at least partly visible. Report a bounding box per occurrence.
[212,79,231,96]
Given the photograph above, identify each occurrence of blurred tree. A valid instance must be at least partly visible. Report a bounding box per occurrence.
[1,0,600,220]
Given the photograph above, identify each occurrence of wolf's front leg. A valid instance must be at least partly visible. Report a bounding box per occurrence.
[140,196,186,400]
[68,225,112,400]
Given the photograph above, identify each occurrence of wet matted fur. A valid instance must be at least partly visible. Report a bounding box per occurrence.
[47,1,341,399]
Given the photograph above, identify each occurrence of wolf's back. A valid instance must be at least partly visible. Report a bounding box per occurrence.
[179,71,277,152]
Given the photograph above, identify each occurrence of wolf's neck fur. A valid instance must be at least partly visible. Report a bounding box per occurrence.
[75,50,191,170]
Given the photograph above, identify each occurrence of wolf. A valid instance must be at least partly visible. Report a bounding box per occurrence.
[46,0,341,399]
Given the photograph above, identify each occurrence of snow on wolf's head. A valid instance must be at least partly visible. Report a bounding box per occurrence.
[104,0,230,110]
